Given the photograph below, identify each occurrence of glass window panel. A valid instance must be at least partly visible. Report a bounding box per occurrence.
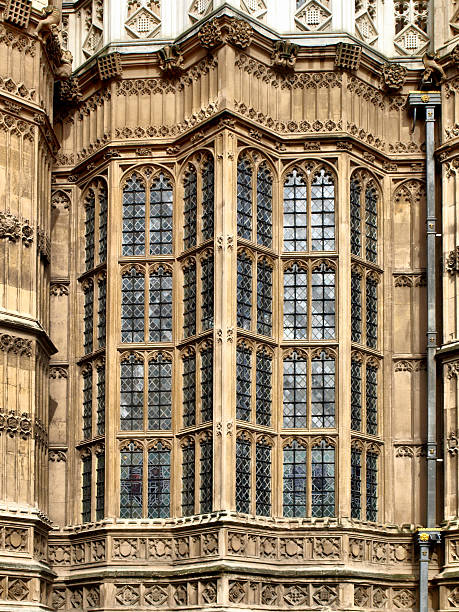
[148,356,172,430]
[311,351,335,428]
[96,365,105,436]
[82,369,92,440]
[120,356,144,430]
[96,452,105,520]
[83,283,94,354]
[256,442,271,516]
[283,170,307,252]
[202,157,214,241]
[236,437,251,513]
[149,267,172,342]
[350,179,361,257]
[122,174,146,256]
[366,451,378,522]
[311,441,335,517]
[150,173,173,255]
[236,347,252,422]
[256,351,272,427]
[365,183,378,263]
[148,443,170,518]
[200,438,213,513]
[311,263,335,340]
[82,455,92,523]
[351,270,362,343]
[366,364,378,435]
[184,166,197,250]
[183,263,196,338]
[256,164,272,247]
[182,354,196,427]
[84,190,95,270]
[283,441,307,517]
[351,359,362,432]
[311,169,335,251]
[97,277,106,349]
[351,447,362,519]
[366,277,378,349]
[237,253,252,330]
[257,260,272,337]
[201,348,213,423]
[121,269,145,343]
[201,256,214,331]
[182,441,195,516]
[98,184,108,263]
[237,157,253,240]
[283,352,307,428]
[283,264,307,340]
[120,443,143,518]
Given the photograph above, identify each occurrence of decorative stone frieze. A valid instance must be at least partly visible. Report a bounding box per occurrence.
[347,76,385,108]
[0,24,36,56]
[0,334,32,356]
[393,358,427,372]
[393,273,426,287]
[0,76,35,100]
[0,410,32,438]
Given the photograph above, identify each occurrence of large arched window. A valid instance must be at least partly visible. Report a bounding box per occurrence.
[122,173,146,256]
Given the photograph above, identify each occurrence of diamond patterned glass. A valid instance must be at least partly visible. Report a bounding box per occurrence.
[148,443,170,518]
[365,183,378,263]
[351,270,362,343]
[120,443,143,518]
[120,356,144,430]
[257,260,272,337]
[121,269,145,343]
[283,441,307,517]
[236,437,251,513]
[96,365,105,435]
[351,359,362,432]
[236,347,252,422]
[200,438,213,513]
[97,277,106,348]
[182,441,195,516]
[202,157,214,241]
[366,277,378,349]
[84,284,94,354]
[311,351,335,428]
[284,170,307,252]
[311,169,335,251]
[311,441,335,517]
[237,253,252,330]
[122,174,146,256]
[257,163,272,247]
[82,454,92,523]
[201,256,214,331]
[98,184,108,263]
[184,167,197,250]
[85,190,95,270]
[283,264,307,340]
[96,452,105,520]
[256,442,271,516]
[83,369,92,440]
[150,173,173,255]
[201,348,213,422]
[183,263,196,338]
[350,179,361,257]
[237,157,253,240]
[148,356,172,430]
[366,451,378,521]
[351,447,362,519]
[283,352,307,428]
[366,364,378,435]
[311,263,335,340]
[149,267,172,342]
[256,350,272,426]
[183,354,196,427]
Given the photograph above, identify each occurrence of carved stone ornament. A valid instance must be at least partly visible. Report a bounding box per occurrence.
[55,76,81,110]
[381,63,407,90]
[452,44,459,66]
[4,0,32,29]
[271,40,299,72]
[158,44,183,75]
[447,430,459,455]
[0,333,32,356]
[227,18,253,48]
[198,18,223,48]
[0,410,32,438]
[97,52,123,80]
[49,449,67,462]
[420,52,446,89]
[35,4,61,40]
[335,42,362,70]
[0,211,33,245]
[445,246,459,274]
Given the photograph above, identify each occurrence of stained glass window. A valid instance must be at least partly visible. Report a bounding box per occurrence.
[97,276,106,349]
[183,354,196,427]
[257,164,272,247]
[182,440,195,516]
[200,347,213,422]
[284,170,307,252]
[351,447,362,519]
[236,436,251,513]
[184,166,197,250]
[283,352,307,428]
[366,276,378,349]
[202,157,214,241]
[311,441,335,517]
[148,443,170,518]
[236,346,252,422]
[120,443,143,518]
[148,356,172,430]
[283,441,307,517]
[121,269,145,343]
[311,169,335,251]
[96,452,105,520]
[351,270,362,343]
[122,174,146,256]
[366,451,378,521]
[365,183,378,263]
[85,190,95,270]
[98,184,108,263]
[257,260,272,337]
[82,454,92,523]
[237,253,252,330]
[83,282,94,354]
[366,364,378,435]
[311,263,335,340]
[237,157,252,240]
[82,369,92,440]
[201,256,214,331]
[120,355,144,430]
[150,173,173,255]
[311,351,335,428]
[283,264,307,340]
[256,442,271,516]
[351,359,362,432]
[200,438,213,513]
[350,179,361,257]
[149,267,172,342]
[256,350,272,426]
[183,262,196,338]
[96,364,105,436]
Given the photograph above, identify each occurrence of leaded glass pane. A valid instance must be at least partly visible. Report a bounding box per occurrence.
[148,356,172,430]
[311,441,335,517]
[366,277,378,349]
[311,351,335,428]
[96,452,105,520]
[236,437,251,513]
[366,364,378,435]
[84,284,94,354]
[122,174,146,256]
[201,348,213,423]
[311,263,335,340]
[283,441,307,517]
[97,277,106,348]
[201,256,214,331]
[236,347,252,422]
[202,157,214,240]
[83,369,92,439]
[237,253,252,330]
[96,365,105,435]
[257,164,272,247]
[120,356,144,430]
[85,190,95,270]
[184,167,197,250]
[283,352,307,428]
[351,270,362,343]
[149,267,172,342]
[148,443,170,518]
[256,443,271,516]
[351,359,362,432]
[237,158,252,240]
[182,441,195,516]
[366,451,378,521]
[82,455,92,523]
[257,260,272,336]
[311,169,335,251]
[256,351,272,426]
[183,354,196,427]
[150,173,173,255]
[283,264,307,340]
[200,438,213,513]
[183,263,196,338]
[351,448,362,519]
[365,183,378,263]
[121,269,145,343]
[284,170,307,252]
[120,443,143,518]
[98,184,108,263]
[350,179,361,257]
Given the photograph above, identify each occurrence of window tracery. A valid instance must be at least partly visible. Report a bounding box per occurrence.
[125,0,161,40]
[351,440,380,522]
[350,351,380,435]
[148,353,172,430]
[181,342,214,428]
[182,154,215,249]
[237,153,273,247]
[350,170,379,263]
[351,264,380,349]
[236,432,273,516]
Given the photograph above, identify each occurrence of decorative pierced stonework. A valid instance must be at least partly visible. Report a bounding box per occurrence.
[97,52,122,80]
[0,111,35,141]
[0,24,36,56]
[3,0,32,28]
[125,1,161,39]
[295,0,332,32]
[0,76,35,101]
[335,42,362,70]
[381,63,407,90]
[189,0,213,23]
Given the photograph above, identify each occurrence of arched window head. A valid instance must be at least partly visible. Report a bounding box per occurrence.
[350,172,379,263]
[183,165,198,250]
[256,163,273,247]
[122,173,146,256]
[237,157,253,240]
[237,154,273,246]
[150,173,173,255]
[284,170,307,252]
[311,169,335,251]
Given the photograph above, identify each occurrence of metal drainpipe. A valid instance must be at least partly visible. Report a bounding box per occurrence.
[407,92,442,612]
